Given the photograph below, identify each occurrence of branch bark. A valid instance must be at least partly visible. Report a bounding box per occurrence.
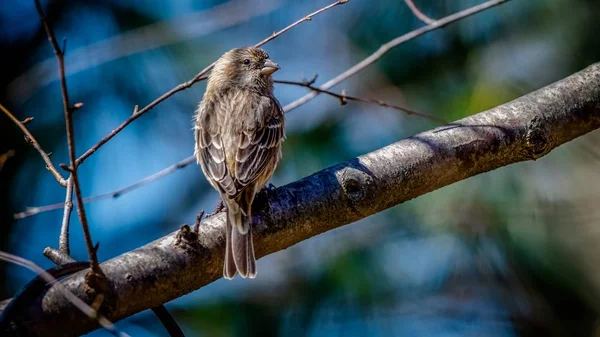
[2,63,599,336]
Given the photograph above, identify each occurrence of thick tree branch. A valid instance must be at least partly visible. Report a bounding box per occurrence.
[1,62,598,336]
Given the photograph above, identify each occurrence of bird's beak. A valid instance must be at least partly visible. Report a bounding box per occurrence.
[260,59,280,76]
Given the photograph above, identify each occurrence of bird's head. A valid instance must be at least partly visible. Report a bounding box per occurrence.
[209,47,280,93]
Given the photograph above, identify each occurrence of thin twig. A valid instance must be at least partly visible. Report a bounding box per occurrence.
[151,306,185,337]
[275,78,446,123]
[34,0,102,277]
[43,247,76,265]
[59,175,74,254]
[254,0,348,47]
[14,156,196,219]
[0,251,129,337]
[0,103,67,186]
[404,0,435,24]
[283,0,510,113]
[74,0,349,166]
[193,210,205,234]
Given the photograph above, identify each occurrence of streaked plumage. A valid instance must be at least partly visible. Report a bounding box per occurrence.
[194,47,284,279]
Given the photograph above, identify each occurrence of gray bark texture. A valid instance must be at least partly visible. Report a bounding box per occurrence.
[2,62,600,336]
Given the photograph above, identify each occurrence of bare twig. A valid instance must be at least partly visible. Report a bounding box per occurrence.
[283,0,510,112]
[74,0,349,166]
[59,175,74,254]
[0,104,67,186]
[275,78,446,123]
[14,155,196,219]
[0,252,129,336]
[151,305,185,337]
[43,247,76,265]
[34,0,102,277]
[254,0,349,47]
[193,210,205,234]
[404,0,435,24]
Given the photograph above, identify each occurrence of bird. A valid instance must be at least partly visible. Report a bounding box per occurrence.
[194,47,284,279]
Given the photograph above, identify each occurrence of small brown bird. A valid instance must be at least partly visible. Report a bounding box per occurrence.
[194,47,284,279]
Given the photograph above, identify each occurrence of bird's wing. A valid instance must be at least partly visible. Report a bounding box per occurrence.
[195,101,238,196]
[234,96,284,190]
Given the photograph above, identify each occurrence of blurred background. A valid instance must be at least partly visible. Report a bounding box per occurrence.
[1,0,600,336]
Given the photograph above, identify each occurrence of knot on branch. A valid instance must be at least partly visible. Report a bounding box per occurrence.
[522,116,552,160]
[336,163,375,216]
[174,224,200,251]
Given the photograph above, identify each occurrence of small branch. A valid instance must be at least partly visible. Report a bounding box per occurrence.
[254,0,349,47]
[151,306,185,337]
[283,0,511,113]
[404,0,435,24]
[0,104,66,186]
[74,0,349,166]
[194,210,205,234]
[14,155,196,219]
[43,247,76,265]
[275,78,446,123]
[35,0,102,278]
[59,175,74,254]
[0,252,128,336]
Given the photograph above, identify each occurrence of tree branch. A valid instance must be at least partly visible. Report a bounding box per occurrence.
[275,77,447,123]
[404,0,435,24]
[58,175,74,254]
[0,103,67,186]
[2,61,598,337]
[35,0,102,277]
[13,156,196,219]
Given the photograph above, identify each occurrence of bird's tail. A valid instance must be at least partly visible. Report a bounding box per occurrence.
[223,196,256,279]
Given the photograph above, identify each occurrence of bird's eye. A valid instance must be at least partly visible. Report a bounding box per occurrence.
[243,59,251,65]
